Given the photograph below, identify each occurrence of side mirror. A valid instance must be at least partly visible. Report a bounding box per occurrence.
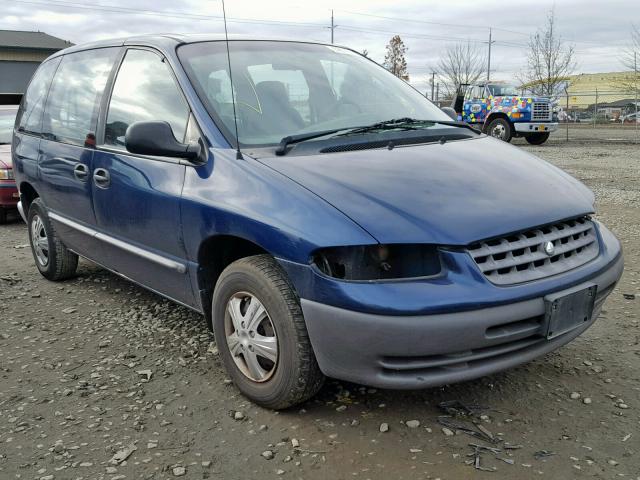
[125,121,201,161]
[441,106,458,121]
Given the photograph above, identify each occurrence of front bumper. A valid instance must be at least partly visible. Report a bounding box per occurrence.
[298,241,623,389]
[514,122,558,133]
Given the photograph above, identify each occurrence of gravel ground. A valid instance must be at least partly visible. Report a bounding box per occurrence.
[1,135,639,480]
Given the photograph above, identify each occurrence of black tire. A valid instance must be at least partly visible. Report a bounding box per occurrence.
[27,198,78,281]
[485,117,513,142]
[212,254,324,409]
[0,208,6,225]
[525,132,550,145]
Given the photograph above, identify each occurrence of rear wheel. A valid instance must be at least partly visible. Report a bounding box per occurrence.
[212,254,324,409]
[525,132,550,145]
[486,117,513,142]
[27,198,78,281]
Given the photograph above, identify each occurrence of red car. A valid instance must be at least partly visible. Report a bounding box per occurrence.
[0,105,19,224]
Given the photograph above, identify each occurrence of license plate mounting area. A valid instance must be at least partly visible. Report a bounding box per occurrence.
[543,284,597,340]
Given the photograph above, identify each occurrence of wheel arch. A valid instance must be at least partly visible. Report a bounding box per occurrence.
[19,182,40,214]
[196,234,269,327]
[483,111,513,132]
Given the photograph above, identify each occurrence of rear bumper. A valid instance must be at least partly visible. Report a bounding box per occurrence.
[301,253,623,389]
[514,122,558,133]
[0,182,19,208]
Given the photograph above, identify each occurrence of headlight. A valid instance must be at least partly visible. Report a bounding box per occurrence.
[0,169,14,180]
[312,244,441,281]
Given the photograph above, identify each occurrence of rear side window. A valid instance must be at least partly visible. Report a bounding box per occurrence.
[17,57,61,135]
[43,48,119,147]
[104,49,189,148]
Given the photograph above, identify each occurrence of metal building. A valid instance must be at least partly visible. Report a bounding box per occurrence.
[0,30,73,104]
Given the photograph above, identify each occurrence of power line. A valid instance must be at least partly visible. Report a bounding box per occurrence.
[337,8,633,48]
[7,0,530,49]
[337,24,527,48]
[6,0,627,62]
[337,9,531,38]
[7,0,328,29]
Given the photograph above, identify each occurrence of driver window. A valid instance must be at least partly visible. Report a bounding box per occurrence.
[105,49,189,149]
[464,86,477,102]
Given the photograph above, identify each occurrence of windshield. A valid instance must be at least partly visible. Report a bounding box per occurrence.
[487,84,520,97]
[178,41,450,147]
[0,108,17,144]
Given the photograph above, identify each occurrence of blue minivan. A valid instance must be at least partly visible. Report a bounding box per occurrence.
[12,35,623,408]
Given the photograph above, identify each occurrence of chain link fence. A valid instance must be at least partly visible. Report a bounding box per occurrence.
[545,90,639,144]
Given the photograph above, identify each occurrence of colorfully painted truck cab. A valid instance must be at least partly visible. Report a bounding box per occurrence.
[455,83,558,144]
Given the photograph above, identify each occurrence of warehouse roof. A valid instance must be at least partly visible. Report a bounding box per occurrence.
[0,30,73,50]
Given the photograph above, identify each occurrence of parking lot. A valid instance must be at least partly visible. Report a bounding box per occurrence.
[1,132,638,479]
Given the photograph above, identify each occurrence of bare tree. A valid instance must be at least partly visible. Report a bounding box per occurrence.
[618,24,639,96]
[383,35,409,81]
[520,8,576,97]
[435,41,485,96]
[361,49,369,58]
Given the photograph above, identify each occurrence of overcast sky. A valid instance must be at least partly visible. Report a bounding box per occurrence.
[1,0,638,93]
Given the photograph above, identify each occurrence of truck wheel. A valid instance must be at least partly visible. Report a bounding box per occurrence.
[486,117,513,142]
[27,198,78,281]
[212,254,324,409]
[525,132,550,145]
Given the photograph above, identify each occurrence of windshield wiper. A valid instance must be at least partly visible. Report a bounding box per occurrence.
[339,118,479,136]
[275,128,348,156]
[274,118,479,156]
[336,117,431,136]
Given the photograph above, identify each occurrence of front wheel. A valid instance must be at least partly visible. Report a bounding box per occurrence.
[525,132,550,145]
[212,255,324,409]
[485,117,513,142]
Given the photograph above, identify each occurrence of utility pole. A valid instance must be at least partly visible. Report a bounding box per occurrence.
[436,83,440,105]
[431,72,435,100]
[486,28,495,82]
[329,10,337,44]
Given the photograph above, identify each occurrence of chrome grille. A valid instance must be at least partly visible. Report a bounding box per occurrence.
[467,217,599,285]
[532,102,552,121]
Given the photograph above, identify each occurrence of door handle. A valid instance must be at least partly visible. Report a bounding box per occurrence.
[73,163,88,181]
[93,168,111,188]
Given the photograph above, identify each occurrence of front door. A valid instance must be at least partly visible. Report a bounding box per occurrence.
[92,48,194,306]
[37,48,119,255]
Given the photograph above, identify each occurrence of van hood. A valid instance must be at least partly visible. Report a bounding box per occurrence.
[0,144,12,170]
[259,136,595,245]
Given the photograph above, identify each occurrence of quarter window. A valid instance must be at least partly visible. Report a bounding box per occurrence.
[105,49,189,149]
[43,48,119,147]
[17,58,61,135]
